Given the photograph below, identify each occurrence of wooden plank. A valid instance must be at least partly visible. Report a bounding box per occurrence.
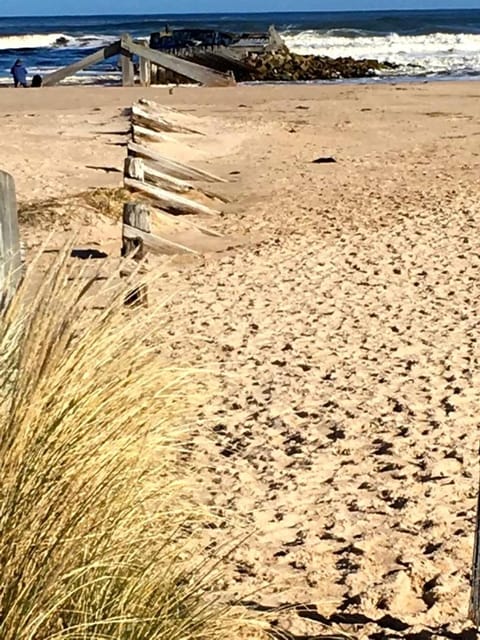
[139,57,151,87]
[470,484,480,626]
[122,203,151,305]
[123,224,198,256]
[132,124,169,145]
[127,141,227,183]
[121,47,135,87]
[132,102,204,135]
[125,157,228,205]
[124,177,220,216]
[0,170,22,308]
[153,209,224,238]
[121,34,235,87]
[42,41,121,86]
[143,163,230,203]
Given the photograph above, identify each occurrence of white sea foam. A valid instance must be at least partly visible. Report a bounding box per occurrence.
[282,30,480,75]
[0,33,71,50]
[0,32,117,51]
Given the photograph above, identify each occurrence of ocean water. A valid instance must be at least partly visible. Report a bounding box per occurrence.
[2,10,480,84]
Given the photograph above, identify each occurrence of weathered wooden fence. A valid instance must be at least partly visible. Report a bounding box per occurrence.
[119,99,231,304]
[0,170,22,308]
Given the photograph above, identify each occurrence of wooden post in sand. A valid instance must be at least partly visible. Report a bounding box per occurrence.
[0,170,22,309]
[139,57,151,87]
[121,34,135,87]
[122,202,150,306]
[469,478,480,626]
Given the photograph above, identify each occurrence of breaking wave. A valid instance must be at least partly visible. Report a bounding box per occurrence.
[0,32,116,51]
[282,30,480,76]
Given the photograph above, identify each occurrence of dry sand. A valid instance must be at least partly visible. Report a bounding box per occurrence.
[3,81,480,638]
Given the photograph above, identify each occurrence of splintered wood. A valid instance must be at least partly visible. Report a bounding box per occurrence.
[122,99,229,258]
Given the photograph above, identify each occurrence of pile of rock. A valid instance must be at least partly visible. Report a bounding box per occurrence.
[242,46,396,81]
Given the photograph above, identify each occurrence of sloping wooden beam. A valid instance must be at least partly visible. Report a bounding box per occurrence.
[132,124,169,145]
[123,223,198,256]
[153,209,224,238]
[132,102,204,135]
[124,177,220,216]
[42,41,121,86]
[125,156,229,204]
[121,34,235,87]
[127,141,227,183]
[143,163,230,203]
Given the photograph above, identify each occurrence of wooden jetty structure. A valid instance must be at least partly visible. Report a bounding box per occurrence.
[147,25,283,85]
[40,26,283,87]
[42,33,235,87]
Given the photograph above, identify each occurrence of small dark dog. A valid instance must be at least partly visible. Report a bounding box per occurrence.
[31,74,42,87]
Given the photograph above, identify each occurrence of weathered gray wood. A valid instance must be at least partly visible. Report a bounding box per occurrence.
[124,157,145,182]
[142,163,230,204]
[122,202,151,305]
[123,224,198,256]
[42,41,121,86]
[139,57,151,87]
[121,34,235,87]
[0,170,22,307]
[122,202,151,257]
[124,158,226,208]
[154,209,224,238]
[127,141,227,183]
[132,124,168,145]
[470,481,480,626]
[132,102,204,135]
[144,164,197,193]
[121,41,135,87]
[124,177,220,216]
[267,25,285,51]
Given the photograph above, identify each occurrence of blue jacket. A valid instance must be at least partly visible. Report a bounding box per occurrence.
[11,62,27,84]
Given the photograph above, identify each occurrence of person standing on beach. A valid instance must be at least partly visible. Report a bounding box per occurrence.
[11,59,28,88]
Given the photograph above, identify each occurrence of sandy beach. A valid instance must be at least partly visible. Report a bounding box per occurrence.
[3,80,480,638]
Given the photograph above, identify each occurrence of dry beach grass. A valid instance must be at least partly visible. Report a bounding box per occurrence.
[0,251,267,640]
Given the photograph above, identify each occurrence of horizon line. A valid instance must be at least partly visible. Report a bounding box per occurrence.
[3,6,480,18]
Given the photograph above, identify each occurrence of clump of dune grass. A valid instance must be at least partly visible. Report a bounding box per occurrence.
[18,187,135,225]
[0,250,265,640]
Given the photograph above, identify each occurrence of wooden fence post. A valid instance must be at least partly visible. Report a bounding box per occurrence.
[121,53,135,87]
[121,34,135,87]
[139,57,151,87]
[0,170,22,309]
[122,202,150,306]
[469,477,480,626]
[124,156,145,182]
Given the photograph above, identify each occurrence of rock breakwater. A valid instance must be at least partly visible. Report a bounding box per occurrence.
[242,47,397,81]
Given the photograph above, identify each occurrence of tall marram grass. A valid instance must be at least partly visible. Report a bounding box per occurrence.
[0,250,262,640]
